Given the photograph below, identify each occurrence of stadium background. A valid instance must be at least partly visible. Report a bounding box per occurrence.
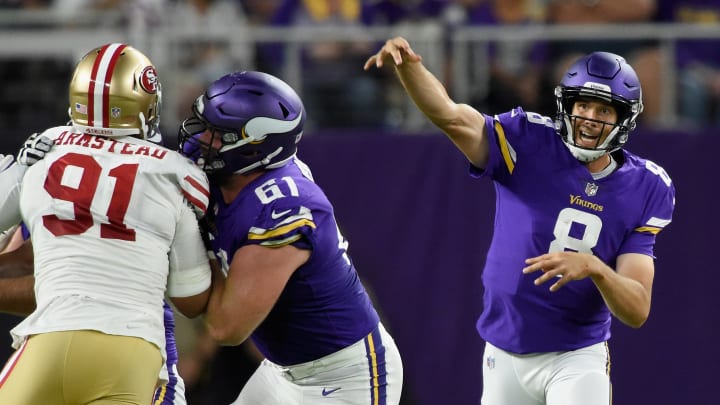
[1,2,718,404]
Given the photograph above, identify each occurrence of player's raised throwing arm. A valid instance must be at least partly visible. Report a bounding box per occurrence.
[364,36,490,168]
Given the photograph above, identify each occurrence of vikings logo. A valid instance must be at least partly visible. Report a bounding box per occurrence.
[139,66,159,94]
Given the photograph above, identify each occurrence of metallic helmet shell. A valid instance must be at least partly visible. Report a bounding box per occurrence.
[69,43,161,139]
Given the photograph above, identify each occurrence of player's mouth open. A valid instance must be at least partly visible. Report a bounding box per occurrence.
[577,130,600,146]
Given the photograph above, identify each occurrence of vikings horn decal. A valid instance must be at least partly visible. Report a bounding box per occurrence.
[244,113,304,142]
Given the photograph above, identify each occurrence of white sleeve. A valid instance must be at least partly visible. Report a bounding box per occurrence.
[167,202,212,298]
[177,164,210,219]
[0,164,26,231]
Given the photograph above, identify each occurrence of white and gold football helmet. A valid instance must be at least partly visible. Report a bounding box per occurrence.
[69,43,161,140]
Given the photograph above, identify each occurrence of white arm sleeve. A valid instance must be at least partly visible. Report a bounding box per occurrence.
[0,164,26,231]
[167,202,212,298]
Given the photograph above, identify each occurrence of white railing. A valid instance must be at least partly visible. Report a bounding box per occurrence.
[2,11,720,130]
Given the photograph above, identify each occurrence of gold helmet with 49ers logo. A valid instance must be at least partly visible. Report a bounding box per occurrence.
[69,43,161,140]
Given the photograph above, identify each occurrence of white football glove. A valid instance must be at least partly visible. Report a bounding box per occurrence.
[0,154,14,173]
[17,132,53,166]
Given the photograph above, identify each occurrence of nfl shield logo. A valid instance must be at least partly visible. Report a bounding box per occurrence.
[585,182,599,197]
[111,106,121,118]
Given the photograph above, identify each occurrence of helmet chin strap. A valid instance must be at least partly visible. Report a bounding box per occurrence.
[235,147,284,175]
[565,143,606,162]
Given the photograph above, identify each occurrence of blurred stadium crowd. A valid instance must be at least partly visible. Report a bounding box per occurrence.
[1,0,720,144]
[0,0,719,403]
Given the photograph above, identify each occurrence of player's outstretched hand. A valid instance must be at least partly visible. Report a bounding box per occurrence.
[17,132,53,166]
[363,36,423,71]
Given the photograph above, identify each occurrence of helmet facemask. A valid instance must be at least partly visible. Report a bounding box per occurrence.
[179,111,236,176]
[144,84,162,142]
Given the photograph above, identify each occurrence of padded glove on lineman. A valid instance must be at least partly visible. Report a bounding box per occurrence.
[17,132,53,166]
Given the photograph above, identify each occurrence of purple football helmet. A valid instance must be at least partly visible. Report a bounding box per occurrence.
[554,52,644,162]
[178,71,305,175]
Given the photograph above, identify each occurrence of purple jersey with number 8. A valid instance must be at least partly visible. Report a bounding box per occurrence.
[473,108,675,354]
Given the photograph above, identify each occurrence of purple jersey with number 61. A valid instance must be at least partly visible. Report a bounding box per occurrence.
[473,108,675,354]
[208,157,380,366]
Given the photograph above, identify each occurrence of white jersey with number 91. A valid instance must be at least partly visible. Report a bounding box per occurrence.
[12,126,211,361]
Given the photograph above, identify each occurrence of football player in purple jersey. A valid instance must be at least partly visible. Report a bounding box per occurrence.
[365,38,675,405]
[177,71,404,404]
